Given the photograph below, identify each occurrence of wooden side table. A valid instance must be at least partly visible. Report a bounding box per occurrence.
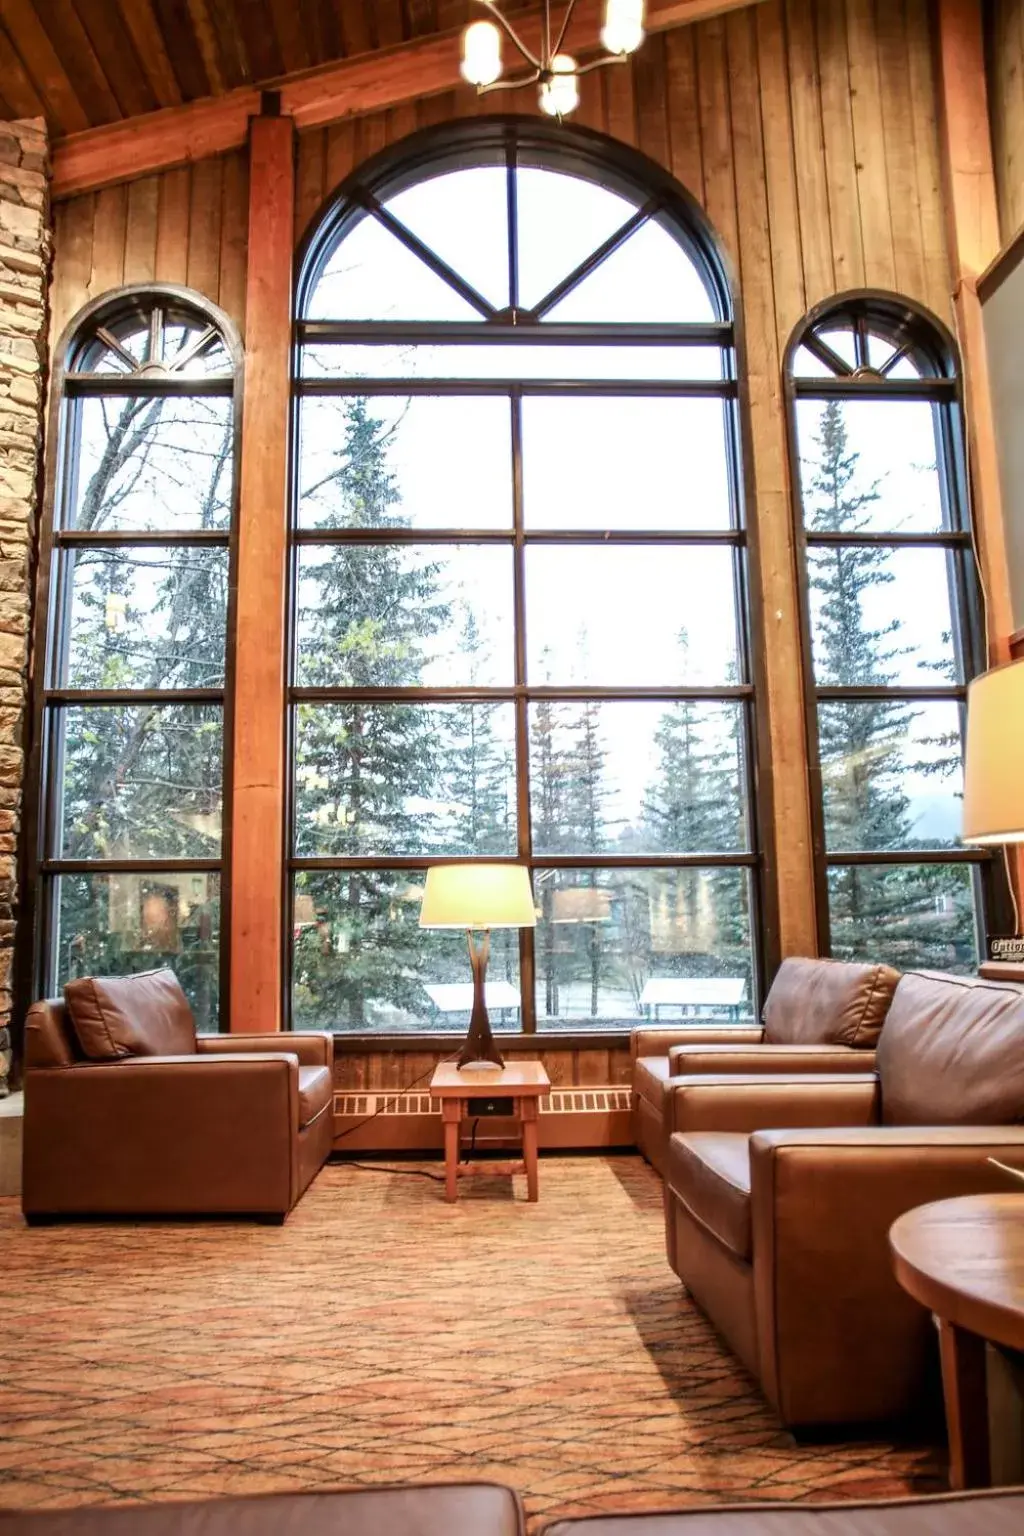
[430,1061,550,1203]
[890,1194,1024,1490]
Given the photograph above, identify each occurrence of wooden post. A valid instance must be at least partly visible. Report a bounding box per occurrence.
[229,109,295,1031]
[936,0,1012,664]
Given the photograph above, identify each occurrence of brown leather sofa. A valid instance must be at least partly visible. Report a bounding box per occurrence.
[22,969,334,1222]
[663,969,1024,1427]
[633,957,900,1174]
[540,1488,1024,1534]
[0,1484,525,1535]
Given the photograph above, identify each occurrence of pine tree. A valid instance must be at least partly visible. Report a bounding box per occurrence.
[443,610,514,855]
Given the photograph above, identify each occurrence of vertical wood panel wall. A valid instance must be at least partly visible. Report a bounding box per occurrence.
[43,0,955,1085]
[989,0,1024,242]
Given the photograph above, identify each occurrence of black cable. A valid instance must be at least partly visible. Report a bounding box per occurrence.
[344,1161,445,1182]
[463,1117,480,1163]
[332,1047,460,1143]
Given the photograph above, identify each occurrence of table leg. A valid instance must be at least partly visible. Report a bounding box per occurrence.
[521,1098,539,1202]
[938,1317,990,1489]
[442,1100,462,1204]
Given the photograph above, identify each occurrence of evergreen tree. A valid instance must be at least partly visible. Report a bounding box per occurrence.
[444,610,514,855]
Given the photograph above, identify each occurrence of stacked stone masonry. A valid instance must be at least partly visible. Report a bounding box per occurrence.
[0,118,49,1095]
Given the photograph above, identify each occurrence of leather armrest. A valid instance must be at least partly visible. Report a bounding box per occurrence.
[748,1125,1024,1422]
[196,1032,333,1068]
[667,1043,876,1074]
[23,1055,300,1215]
[668,1073,880,1135]
[631,1026,763,1060]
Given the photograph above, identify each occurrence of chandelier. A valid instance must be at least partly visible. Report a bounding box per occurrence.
[460,0,647,118]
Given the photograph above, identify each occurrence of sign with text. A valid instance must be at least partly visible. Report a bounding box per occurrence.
[988,936,1024,962]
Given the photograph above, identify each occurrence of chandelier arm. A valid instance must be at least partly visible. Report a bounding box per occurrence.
[473,0,543,71]
[552,0,579,59]
[573,52,633,76]
[477,69,543,93]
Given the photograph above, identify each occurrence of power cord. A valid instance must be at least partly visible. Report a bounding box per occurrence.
[332,1047,460,1144]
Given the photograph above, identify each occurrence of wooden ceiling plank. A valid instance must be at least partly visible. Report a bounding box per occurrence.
[173,0,226,95]
[232,0,284,79]
[298,0,341,64]
[52,0,766,196]
[375,0,406,48]
[0,0,89,132]
[336,0,372,56]
[0,24,45,120]
[113,0,184,107]
[72,0,159,118]
[266,0,312,73]
[405,0,438,39]
[46,0,123,124]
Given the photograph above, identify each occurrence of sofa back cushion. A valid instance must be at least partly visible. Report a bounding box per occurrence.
[64,969,196,1060]
[762,956,900,1047]
[877,970,1024,1125]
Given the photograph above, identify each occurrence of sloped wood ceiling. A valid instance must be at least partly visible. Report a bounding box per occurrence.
[0,0,490,133]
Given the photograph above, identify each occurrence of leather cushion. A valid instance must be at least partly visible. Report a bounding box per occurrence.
[634,1056,672,1109]
[762,957,900,1048]
[877,970,1024,1125]
[298,1065,333,1128]
[64,969,196,1060]
[667,1132,752,1261]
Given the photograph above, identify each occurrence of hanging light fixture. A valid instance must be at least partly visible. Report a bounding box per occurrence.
[460,0,647,118]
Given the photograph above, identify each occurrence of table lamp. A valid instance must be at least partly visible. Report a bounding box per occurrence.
[419,863,536,1070]
[963,658,1024,849]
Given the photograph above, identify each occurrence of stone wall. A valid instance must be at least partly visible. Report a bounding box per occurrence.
[0,118,49,1095]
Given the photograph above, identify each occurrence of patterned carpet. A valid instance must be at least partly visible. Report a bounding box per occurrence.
[0,1155,944,1527]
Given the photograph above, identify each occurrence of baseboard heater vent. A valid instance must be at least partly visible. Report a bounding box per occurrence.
[333,1086,633,1152]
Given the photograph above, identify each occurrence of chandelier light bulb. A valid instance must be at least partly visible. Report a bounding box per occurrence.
[601,0,646,55]
[539,54,580,117]
[461,20,503,86]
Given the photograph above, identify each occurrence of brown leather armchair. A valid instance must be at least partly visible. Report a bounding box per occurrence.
[664,969,1024,1427]
[22,969,334,1223]
[633,957,900,1174]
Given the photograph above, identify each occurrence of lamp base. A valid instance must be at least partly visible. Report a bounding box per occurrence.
[457,927,505,1071]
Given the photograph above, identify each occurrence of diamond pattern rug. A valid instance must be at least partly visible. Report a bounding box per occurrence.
[0,1155,944,1527]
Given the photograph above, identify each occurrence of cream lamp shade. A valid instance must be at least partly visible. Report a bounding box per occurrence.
[419,864,537,929]
[962,658,1024,844]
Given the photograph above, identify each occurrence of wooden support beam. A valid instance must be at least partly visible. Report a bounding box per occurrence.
[935,0,1013,664]
[229,113,294,1033]
[50,0,766,199]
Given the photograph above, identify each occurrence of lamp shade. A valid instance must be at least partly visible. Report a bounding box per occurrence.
[962,658,1024,843]
[419,864,537,929]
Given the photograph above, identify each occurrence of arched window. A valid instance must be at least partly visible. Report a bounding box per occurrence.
[787,294,996,971]
[30,288,241,1029]
[290,120,764,1035]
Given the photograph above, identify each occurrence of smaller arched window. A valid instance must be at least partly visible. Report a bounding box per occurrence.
[787,295,998,971]
[29,289,241,1029]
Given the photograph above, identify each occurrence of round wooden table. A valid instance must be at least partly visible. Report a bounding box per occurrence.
[890,1194,1024,1490]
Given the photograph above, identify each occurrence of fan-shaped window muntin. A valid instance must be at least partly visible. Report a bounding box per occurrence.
[788,295,997,974]
[289,123,765,1037]
[32,289,240,1031]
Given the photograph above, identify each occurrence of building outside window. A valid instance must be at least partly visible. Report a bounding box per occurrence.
[30,289,240,1030]
[290,122,766,1036]
[787,295,1000,972]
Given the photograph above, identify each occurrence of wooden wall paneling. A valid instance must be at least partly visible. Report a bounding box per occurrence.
[816,0,865,290]
[355,110,389,164]
[663,25,704,204]
[844,0,895,289]
[988,0,1024,241]
[49,193,95,346]
[155,165,191,281]
[295,128,327,245]
[906,0,953,320]
[603,54,638,147]
[575,63,605,133]
[0,0,91,133]
[874,0,926,304]
[784,0,834,307]
[229,112,295,1033]
[87,183,127,297]
[123,174,160,283]
[728,2,817,958]
[387,101,418,143]
[416,90,458,129]
[186,153,224,301]
[695,17,739,268]
[755,0,806,348]
[634,32,672,167]
[325,119,357,191]
[219,148,249,331]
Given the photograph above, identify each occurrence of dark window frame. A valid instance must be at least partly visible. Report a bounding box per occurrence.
[286,118,777,1041]
[22,283,244,1034]
[784,289,1011,963]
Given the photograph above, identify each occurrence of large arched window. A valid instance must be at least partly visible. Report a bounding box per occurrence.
[29,288,240,1029]
[787,294,999,971]
[290,120,764,1035]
